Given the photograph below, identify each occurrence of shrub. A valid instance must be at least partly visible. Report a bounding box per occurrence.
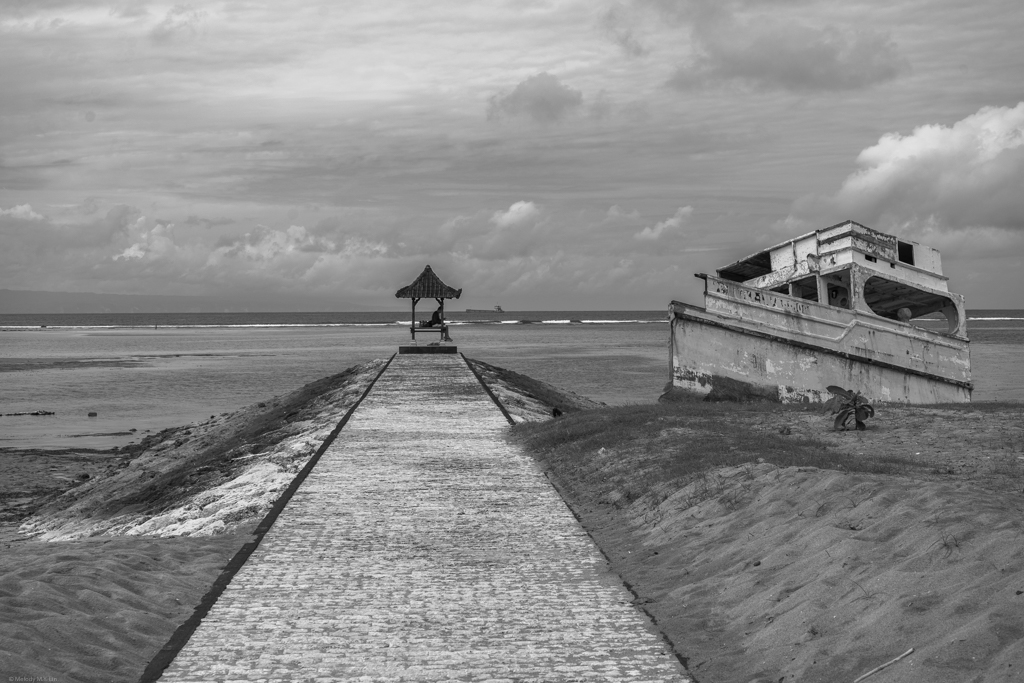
[823,386,875,431]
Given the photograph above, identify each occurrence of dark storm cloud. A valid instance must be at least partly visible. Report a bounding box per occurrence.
[612,0,907,92]
[668,16,907,92]
[487,73,585,124]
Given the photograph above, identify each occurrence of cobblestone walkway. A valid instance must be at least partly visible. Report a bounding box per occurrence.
[157,354,690,682]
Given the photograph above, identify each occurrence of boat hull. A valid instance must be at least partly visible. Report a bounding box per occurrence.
[670,301,971,404]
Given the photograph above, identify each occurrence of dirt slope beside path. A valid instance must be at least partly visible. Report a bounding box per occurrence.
[0,533,248,683]
[510,397,1024,683]
[464,356,605,421]
[19,359,387,541]
[738,403,1024,496]
[594,464,1024,683]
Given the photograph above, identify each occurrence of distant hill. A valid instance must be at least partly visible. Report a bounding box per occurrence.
[0,289,367,314]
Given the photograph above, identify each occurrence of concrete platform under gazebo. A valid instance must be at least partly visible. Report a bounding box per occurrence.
[395,265,462,354]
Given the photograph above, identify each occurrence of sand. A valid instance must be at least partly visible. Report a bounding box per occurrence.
[2,358,1022,683]
[570,464,1024,683]
[534,403,1024,683]
[0,531,252,682]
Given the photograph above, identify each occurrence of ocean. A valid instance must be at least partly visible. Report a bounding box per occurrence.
[1,310,1021,452]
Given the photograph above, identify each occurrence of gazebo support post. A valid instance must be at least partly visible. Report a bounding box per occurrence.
[411,297,420,342]
[437,298,446,341]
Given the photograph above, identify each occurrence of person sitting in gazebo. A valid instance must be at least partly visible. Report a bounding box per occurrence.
[426,305,443,327]
[423,305,452,341]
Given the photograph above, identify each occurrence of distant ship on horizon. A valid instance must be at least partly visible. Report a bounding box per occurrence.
[464,305,504,314]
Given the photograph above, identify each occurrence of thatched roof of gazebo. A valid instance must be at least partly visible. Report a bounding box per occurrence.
[395,265,462,299]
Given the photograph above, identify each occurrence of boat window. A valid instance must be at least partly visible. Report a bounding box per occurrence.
[897,241,915,265]
[863,276,960,334]
[827,284,849,308]
[824,270,851,309]
[790,276,818,302]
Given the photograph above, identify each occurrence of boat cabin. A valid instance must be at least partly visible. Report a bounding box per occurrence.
[714,220,966,338]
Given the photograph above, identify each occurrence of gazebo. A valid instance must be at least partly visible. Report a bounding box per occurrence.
[395,265,462,349]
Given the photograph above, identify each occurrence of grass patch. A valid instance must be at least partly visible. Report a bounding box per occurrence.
[511,400,922,510]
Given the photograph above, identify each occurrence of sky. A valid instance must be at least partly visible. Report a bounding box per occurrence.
[1,0,1022,311]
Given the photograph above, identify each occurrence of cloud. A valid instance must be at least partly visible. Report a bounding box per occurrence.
[0,203,143,252]
[150,4,206,43]
[0,204,45,221]
[198,226,393,295]
[424,202,549,262]
[665,4,907,92]
[487,73,584,124]
[634,206,692,240]
[602,3,649,57]
[210,225,342,262]
[0,203,195,291]
[588,89,613,120]
[607,205,640,220]
[183,214,236,229]
[490,201,540,228]
[787,102,1024,238]
[113,222,178,261]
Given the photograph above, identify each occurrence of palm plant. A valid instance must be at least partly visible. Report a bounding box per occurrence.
[823,386,875,431]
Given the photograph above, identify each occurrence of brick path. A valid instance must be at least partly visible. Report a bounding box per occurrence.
[157,354,690,682]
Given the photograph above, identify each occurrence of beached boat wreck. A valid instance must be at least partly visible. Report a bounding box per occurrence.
[669,220,972,403]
